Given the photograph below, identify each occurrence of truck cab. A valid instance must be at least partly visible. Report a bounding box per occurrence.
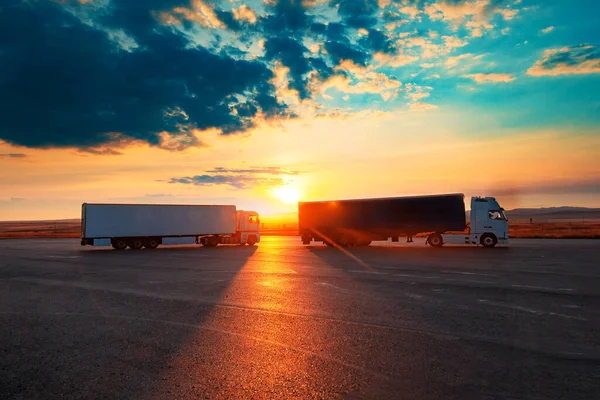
[236,210,261,245]
[430,196,509,248]
[468,196,509,247]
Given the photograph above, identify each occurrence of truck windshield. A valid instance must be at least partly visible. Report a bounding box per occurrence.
[500,209,508,221]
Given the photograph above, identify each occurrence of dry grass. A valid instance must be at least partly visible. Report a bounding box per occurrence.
[0,221,80,239]
[1,221,599,239]
[508,223,600,239]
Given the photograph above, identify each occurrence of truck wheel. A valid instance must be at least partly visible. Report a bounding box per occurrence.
[112,238,128,250]
[480,233,498,248]
[428,233,443,248]
[129,239,144,250]
[247,235,257,246]
[145,238,159,249]
[204,236,219,247]
[301,234,311,245]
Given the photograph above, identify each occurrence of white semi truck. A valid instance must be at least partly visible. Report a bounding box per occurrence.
[80,203,260,250]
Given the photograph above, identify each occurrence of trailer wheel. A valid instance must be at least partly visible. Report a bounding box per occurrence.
[129,239,144,250]
[112,238,128,250]
[247,235,257,246]
[145,238,159,249]
[480,233,498,248]
[203,236,219,247]
[428,233,444,248]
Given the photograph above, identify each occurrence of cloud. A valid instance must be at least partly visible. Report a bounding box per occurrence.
[168,165,301,189]
[373,51,419,67]
[540,26,554,34]
[10,197,25,202]
[0,153,27,158]
[404,83,433,103]
[498,8,518,20]
[446,53,473,67]
[159,1,224,29]
[319,72,402,101]
[409,102,439,111]
[527,45,600,77]
[232,5,257,24]
[442,35,468,48]
[169,175,285,189]
[397,5,420,19]
[0,0,289,151]
[464,73,515,83]
[332,0,380,29]
[424,0,513,37]
[206,167,301,175]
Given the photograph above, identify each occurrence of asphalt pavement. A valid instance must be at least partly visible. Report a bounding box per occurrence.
[1,237,599,399]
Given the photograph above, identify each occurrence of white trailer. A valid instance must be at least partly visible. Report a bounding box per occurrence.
[80,203,260,250]
[426,196,509,248]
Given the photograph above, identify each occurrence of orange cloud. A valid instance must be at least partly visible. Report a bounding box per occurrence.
[158,0,224,28]
[232,5,257,24]
[465,73,515,83]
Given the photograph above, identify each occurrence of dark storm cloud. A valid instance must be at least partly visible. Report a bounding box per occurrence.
[324,42,369,66]
[360,29,396,54]
[264,37,313,99]
[262,0,312,33]
[330,0,379,29]
[0,0,288,150]
[169,175,284,189]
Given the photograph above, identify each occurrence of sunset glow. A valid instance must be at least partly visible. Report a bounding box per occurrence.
[273,187,300,205]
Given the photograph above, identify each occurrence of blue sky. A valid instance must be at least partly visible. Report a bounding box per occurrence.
[0,0,599,219]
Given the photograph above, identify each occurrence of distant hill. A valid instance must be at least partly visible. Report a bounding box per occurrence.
[504,207,600,222]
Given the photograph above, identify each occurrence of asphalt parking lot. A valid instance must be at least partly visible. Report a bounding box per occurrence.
[1,237,599,399]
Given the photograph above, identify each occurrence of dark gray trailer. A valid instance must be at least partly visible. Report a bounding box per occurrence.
[298,193,467,246]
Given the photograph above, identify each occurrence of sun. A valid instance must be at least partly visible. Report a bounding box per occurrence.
[273,187,300,204]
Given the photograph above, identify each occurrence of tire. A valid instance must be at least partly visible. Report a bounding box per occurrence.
[129,238,144,250]
[112,238,128,250]
[428,233,444,248]
[247,235,257,246]
[145,238,159,249]
[480,233,498,248]
[204,236,219,247]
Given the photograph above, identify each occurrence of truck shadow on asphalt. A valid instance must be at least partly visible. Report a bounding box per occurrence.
[304,243,509,256]
[2,245,259,399]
